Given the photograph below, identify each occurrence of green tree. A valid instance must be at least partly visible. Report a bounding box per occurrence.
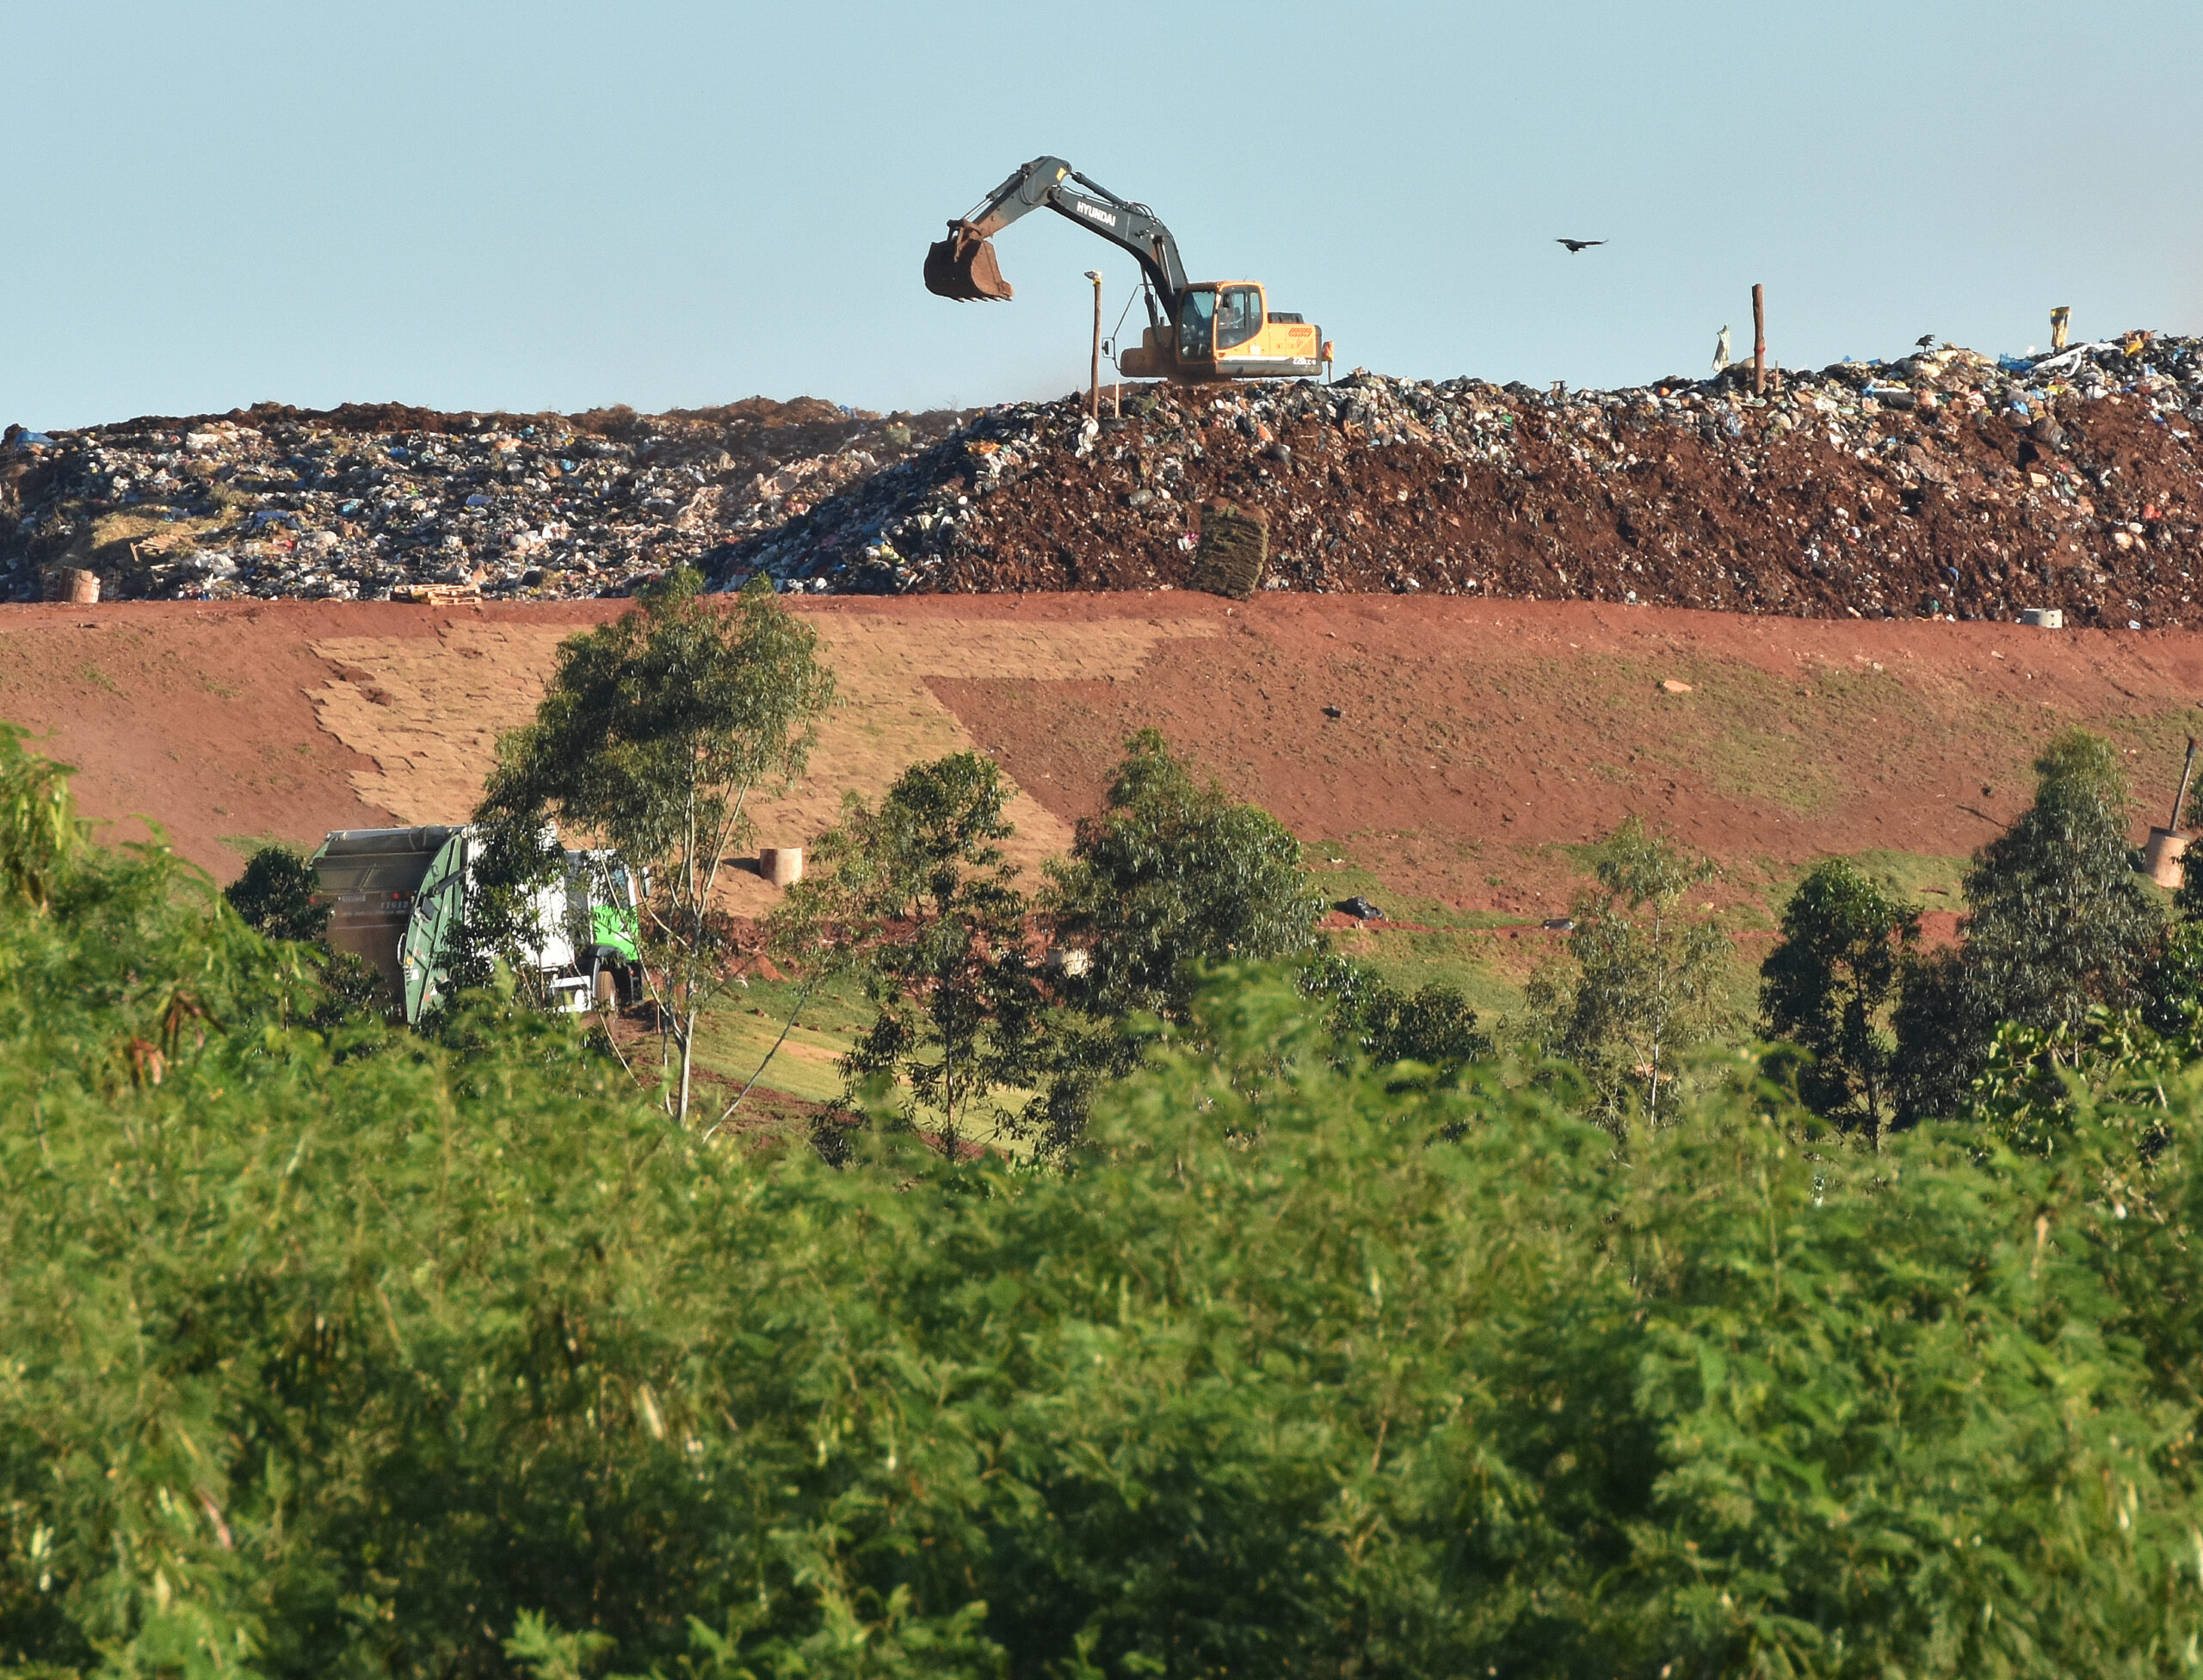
[478,570,833,1121]
[1301,953,1490,1079]
[807,751,1048,1152]
[1760,857,1919,1147]
[0,723,83,910]
[222,844,329,944]
[225,842,388,1026]
[1897,727,2163,1121]
[2143,917,2203,1035]
[1526,814,1731,1133]
[1046,727,1324,1023]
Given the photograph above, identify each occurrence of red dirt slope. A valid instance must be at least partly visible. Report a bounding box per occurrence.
[3,597,2200,938]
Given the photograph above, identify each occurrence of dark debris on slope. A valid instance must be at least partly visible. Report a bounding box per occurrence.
[715,335,2203,627]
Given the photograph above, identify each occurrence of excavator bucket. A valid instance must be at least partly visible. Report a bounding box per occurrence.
[924,224,1014,301]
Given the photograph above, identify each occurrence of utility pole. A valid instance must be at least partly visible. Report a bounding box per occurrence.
[1083,269,1102,421]
[1752,283,1767,398]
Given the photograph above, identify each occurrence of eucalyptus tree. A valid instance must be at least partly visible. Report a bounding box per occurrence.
[478,570,833,1121]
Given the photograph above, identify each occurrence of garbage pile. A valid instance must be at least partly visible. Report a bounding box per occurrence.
[0,398,969,602]
[713,332,2203,628]
[9,333,2200,627]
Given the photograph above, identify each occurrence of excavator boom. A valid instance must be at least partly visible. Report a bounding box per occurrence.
[926,157,1188,312]
[924,156,1328,382]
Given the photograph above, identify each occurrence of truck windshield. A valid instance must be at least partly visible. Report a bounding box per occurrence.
[1176,290,1215,361]
[1215,286,1263,349]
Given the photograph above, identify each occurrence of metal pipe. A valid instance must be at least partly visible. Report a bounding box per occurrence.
[1085,270,1103,421]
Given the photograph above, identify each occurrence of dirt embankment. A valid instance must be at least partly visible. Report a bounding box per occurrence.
[5,596,2201,942]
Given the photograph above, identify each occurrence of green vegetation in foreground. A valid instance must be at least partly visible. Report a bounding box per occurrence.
[8,710,2203,1677]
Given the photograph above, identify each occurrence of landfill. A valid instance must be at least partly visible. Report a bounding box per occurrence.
[0,398,968,603]
[7,334,2202,627]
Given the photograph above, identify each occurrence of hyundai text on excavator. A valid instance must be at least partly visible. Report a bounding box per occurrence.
[924,156,1332,383]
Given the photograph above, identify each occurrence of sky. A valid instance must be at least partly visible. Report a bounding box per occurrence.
[6,1,2200,429]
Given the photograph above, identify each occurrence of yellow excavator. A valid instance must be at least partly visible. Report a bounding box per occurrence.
[925,156,1332,383]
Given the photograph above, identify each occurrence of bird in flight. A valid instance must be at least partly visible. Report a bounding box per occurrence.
[1555,238,1605,253]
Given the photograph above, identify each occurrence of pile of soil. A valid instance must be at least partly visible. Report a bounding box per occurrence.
[719,335,2203,628]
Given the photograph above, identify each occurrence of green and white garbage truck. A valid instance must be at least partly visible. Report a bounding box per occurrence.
[309,826,642,1025]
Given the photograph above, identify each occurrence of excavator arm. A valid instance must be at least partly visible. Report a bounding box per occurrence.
[924,156,1189,320]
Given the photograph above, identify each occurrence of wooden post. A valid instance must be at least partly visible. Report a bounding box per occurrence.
[1752,283,1766,398]
[1085,270,1103,421]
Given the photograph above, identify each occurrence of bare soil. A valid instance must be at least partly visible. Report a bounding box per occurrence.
[4,595,2198,927]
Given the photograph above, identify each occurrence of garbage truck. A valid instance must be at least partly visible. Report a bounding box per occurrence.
[309,826,643,1025]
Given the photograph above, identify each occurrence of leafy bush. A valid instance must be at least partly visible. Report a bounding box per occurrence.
[221,846,329,944]
[1760,857,1918,1146]
[9,734,2203,1678]
[1301,952,1491,1078]
[1524,815,1733,1132]
[1897,728,2163,1121]
[1047,728,1325,1022]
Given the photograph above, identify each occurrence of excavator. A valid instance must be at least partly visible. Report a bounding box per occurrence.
[925,156,1332,383]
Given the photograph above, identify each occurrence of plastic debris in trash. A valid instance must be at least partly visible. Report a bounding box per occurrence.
[1336,897,1385,921]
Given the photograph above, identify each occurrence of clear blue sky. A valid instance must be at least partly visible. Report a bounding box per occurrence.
[6,1,2199,429]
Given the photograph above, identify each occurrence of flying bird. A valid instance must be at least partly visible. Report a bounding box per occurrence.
[1712,324,1732,374]
[1555,238,1605,253]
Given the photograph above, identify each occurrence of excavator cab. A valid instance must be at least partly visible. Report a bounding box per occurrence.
[1127,283,1324,381]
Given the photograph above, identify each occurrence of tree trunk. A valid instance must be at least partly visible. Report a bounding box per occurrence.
[678,1005,697,1124]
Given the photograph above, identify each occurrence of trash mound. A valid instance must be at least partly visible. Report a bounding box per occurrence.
[713,333,2203,627]
[8,334,2201,624]
[0,398,970,603]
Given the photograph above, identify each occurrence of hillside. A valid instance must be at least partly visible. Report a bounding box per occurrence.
[7,591,2202,1021]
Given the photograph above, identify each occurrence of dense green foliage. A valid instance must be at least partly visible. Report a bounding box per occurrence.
[1525,815,1733,1131]
[1047,728,1325,1022]
[800,751,1051,1148]
[478,570,833,1119]
[1301,952,1491,1079]
[221,847,329,946]
[1760,858,1919,1147]
[14,729,2203,1677]
[1894,729,2163,1121]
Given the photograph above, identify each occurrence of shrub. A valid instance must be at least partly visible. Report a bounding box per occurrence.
[7,733,2203,1679]
[1760,857,1918,1146]
[1898,727,2163,1121]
